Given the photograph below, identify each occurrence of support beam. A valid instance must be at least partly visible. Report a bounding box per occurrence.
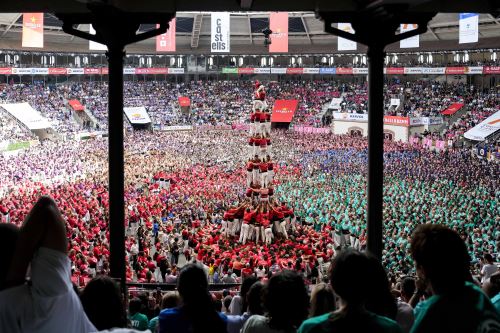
[300,14,312,44]
[59,6,174,289]
[366,44,385,260]
[1,13,22,37]
[318,5,435,260]
[248,14,253,44]
[429,27,440,40]
[70,24,81,41]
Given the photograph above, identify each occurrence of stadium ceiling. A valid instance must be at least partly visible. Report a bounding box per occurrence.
[0,1,498,53]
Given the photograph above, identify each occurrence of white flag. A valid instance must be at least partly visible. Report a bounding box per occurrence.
[89,25,107,51]
[211,12,230,53]
[459,13,478,44]
[400,24,419,48]
[337,23,356,51]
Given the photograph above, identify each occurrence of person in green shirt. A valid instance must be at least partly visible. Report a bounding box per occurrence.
[409,224,500,333]
[298,249,402,333]
[129,297,149,331]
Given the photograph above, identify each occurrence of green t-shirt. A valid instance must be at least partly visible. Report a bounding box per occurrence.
[410,282,500,333]
[149,316,159,332]
[129,312,149,331]
[298,311,402,333]
[491,294,500,314]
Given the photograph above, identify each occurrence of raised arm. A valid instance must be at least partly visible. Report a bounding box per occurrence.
[5,196,68,287]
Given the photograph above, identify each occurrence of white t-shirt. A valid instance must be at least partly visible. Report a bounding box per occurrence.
[0,247,97,333]
[396,300,415,333]
[481,263,498,283]
[242,315,296,333]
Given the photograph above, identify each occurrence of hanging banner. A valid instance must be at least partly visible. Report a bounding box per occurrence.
[332,113,368,121]
[336,68,353,75]
[271,100,299,123]
[286,68,303,74]
[68,99,84,111]
[269,12,288,53]
[48,68,67,75]
[22,13,44,48]
[1,102,51,129]
[441,103,464,115]
[319,68,336,74]
[422,67,446,74]
[329,98,343,110]
[238,68,255,74]
[123,107,151,124]
[303,68,320,74]
[464,110,500,141]
[178,97,191,107]
[465,66,483,74]
[483,66,500,74]
[156,19,176,52]
[400,24,419,48]
[211,12,230,53]
[390,98,401,106]
[67,68,84,75]
[459,13,479,44]
[385,67,405,75]
[89,25,108,51]
[0,68,12,75]
[254,68,271,74]
[271,68,287,74]
[337,23,356,51]
[383,116,409,126]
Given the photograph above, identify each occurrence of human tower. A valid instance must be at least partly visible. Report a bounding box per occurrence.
[222,81,294,244]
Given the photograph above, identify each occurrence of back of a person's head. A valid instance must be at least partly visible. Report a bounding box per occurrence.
[240,275,259,312]
[178,263,209,302]
[0,223,19,290]
[484,253,493,263]
[81,276,127,330]
[400,277,416,300]
[364,255,397,320]
[310,283,336,318]
[223,295,232,311]
[177,263,225,333]
[329,249,372,306]
[246,281,264,315]
[129,298,142,316]
[264,270,309,330]
[161,291,180,309]
[411,224,471,294]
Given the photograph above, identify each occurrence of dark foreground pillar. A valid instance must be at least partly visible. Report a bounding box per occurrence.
[366,45,385,259]
[107,46,126,282]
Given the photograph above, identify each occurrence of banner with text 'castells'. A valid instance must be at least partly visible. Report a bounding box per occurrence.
[211,12,230,53]
[271,100,299,123]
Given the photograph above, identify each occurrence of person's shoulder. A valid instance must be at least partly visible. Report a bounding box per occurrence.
[298,313,331,333]
[370,313,403,333]
[244,314,267,326]
[159,307,181,319]
[218,311,229,322]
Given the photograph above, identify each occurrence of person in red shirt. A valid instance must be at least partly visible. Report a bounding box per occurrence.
[266,155,274,185]
[247,159,253,187]
[252,156,261,187]
[259,160,268,188]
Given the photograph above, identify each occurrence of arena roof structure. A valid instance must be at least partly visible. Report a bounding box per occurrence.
[0,12,499,53]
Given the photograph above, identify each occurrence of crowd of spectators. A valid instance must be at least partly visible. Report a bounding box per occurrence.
[0,80,497,140]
